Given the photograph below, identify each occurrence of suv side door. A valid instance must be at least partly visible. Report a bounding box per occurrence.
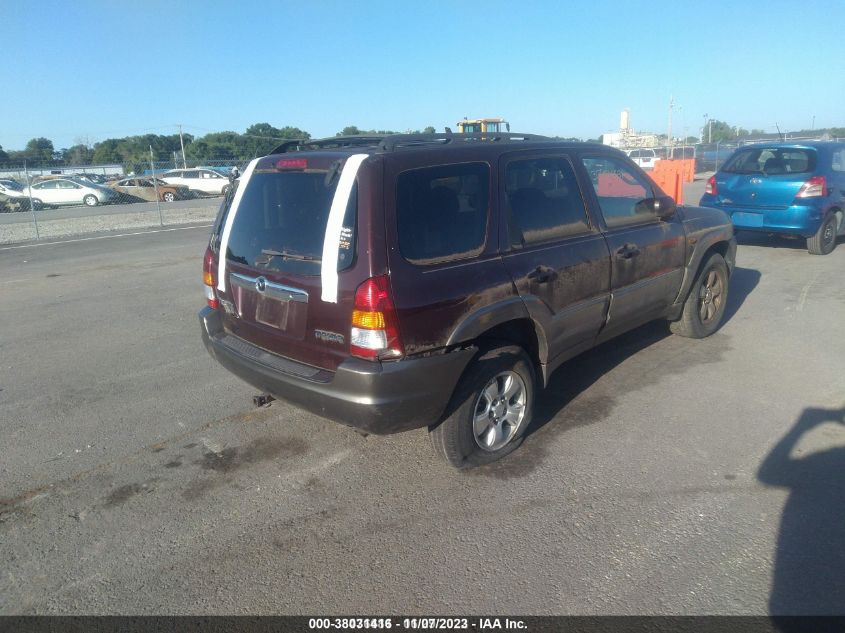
[499,151,611,370]
[578,153,686,341]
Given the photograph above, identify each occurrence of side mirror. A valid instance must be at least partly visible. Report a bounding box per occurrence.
[653,195,676,219]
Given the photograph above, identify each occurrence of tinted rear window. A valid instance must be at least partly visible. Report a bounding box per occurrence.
[226,171,356,276]
[722,148,816,175]
[396,162,489,264]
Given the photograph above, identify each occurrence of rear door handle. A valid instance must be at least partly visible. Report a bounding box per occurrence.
[615,243,641,259]
[527,265,557,283]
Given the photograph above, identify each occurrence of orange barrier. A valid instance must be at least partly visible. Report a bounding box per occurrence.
[648,167,684,205]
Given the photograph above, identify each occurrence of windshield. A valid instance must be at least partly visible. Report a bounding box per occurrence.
[722,147,816,175]
[226,171,356,277]
[1,181,24,191]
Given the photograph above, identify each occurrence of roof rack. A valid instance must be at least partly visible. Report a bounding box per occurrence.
[268,133,554,155]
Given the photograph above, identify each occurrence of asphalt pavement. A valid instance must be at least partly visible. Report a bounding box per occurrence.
[1,209,843,614]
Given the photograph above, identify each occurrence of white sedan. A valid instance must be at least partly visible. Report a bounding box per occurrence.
[158,168,232,196]
[27,177,118,208]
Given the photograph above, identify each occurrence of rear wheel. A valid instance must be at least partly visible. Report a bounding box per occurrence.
[31,198,43,210]
[83,194,98,207]
[670,252,729,339]
[430,345,534,469]
[807,214,837,255]
[162,191,175,202]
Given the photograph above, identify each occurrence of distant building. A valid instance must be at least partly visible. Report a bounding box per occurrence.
[601,109,659,148]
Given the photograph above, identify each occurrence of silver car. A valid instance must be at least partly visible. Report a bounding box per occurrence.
[26,177,118,208]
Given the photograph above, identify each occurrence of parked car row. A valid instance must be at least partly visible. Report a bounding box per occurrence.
[0,167,236,211]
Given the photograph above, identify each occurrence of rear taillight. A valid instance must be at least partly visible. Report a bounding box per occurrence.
[350,276,404,360]
[705,175,717,195]
[796,175,827,198]
[203,246,219,309]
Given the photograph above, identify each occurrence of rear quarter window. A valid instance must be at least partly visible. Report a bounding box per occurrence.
[396,162,489,265]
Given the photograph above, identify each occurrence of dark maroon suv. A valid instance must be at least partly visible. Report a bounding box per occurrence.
[199,134,736,468]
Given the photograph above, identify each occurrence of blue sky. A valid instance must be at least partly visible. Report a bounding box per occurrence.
[4,0,844,151]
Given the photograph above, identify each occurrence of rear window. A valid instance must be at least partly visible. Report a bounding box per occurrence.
[225,171,356,276]
[396,162,488,264]
[722,147,816,175]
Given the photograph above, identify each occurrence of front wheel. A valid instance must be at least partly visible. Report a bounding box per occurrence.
[430,345,534,469]
[670,252,729,339]
[83,194,99,207]
[162,191,175,202]
[31,198,43,210]
[807,214,837,255]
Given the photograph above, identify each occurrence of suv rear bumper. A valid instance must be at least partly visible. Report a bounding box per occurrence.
[199,307,475,434]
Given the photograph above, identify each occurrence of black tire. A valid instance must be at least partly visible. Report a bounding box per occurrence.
[670,252,729,339]
[162,191,175,202]
[429,345,535,469]
[807,214,837,255]
[31,198,43,210]
[83,194,98,207]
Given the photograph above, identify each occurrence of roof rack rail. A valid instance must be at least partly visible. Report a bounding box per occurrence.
[267,133,554,155]
[270,136,385,155]
[377,132,552,151]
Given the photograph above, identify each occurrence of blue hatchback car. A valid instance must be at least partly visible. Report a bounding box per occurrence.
[699,142,845,254]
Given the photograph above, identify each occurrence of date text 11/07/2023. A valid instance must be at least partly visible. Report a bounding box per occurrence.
[308,618,528,630]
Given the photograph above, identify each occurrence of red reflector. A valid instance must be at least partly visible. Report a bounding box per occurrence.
[276,158,308,170]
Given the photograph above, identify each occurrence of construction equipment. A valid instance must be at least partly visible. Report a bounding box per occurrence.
[456,118,509,134]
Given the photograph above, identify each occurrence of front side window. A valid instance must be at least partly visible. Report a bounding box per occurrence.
[505,157,591,247]
[582,156,657,228]
[396,162,489,264]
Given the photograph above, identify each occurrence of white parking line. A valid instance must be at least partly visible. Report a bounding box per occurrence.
[0,224,213,251]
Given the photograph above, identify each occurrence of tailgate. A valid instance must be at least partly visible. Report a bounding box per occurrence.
[217,156,363,372]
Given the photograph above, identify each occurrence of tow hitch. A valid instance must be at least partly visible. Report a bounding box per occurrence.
[252,393,275,407]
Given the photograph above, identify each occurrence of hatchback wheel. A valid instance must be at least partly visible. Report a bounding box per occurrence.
[430,345,534,468]
[807,214,838,255]
[670,252,729,339]
[83,194,99,207]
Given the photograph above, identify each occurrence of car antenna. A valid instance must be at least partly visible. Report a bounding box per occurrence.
[775,123,784,142]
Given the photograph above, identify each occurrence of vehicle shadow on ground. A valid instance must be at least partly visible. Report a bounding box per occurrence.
[737,231,845,252]
[526,265,761,440]
[757,405,845,619]
[474,266,761,479]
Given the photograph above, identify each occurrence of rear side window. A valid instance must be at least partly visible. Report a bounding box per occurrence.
[225,171,356,276]
[832,149,845,172]
[396,162,488,264]
[722,148,816,175]
[506,157,590,247]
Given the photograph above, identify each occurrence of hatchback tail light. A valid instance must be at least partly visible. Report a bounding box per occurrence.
[203,246,219,309]
[705,175,717,195]
[796,175,827,199]
[350,276,404,360]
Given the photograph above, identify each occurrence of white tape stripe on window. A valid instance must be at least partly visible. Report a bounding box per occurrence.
[217,158,259,292]
[321,154,368,303]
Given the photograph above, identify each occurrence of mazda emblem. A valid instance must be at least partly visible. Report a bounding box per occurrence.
[255,277,267,293]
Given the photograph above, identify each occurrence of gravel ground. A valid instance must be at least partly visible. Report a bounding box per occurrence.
[0,205,219,244]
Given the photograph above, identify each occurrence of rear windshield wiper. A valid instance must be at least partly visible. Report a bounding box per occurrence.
[259,248,321,263]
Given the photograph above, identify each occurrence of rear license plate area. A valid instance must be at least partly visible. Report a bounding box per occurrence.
[732,211,763,227]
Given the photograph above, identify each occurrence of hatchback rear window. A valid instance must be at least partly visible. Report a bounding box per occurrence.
[225,171,356,276]
[722,148,816,175]
[396,162,489,264]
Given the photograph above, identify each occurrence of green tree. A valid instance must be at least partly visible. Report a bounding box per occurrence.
[24,137,55,162]
[63,144,94,165]
[703,120,748,143]
[423,126,436,134]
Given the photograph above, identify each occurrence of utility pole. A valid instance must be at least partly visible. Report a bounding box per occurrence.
[178,124,187,169]
[702,113,708,143]
[667,97,673,147]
